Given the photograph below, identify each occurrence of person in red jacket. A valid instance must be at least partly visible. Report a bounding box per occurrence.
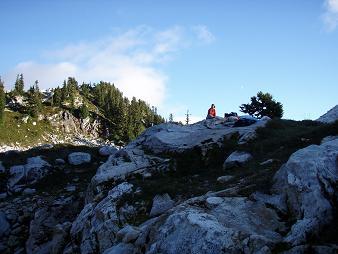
[206,104,216,119]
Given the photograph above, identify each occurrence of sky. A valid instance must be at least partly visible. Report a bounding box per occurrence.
[1,0,338,122]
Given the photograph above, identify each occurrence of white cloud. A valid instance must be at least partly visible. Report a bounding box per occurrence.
[3,25,215,106]
[323,0,338,31]
[192,25,216,44]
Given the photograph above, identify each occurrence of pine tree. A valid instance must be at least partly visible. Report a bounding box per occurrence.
[240,91,283,118]
[61,80,67,102]
[67,77,78,110]
[185,110,191,125]
[27,83,42,117]
[52,87,62,107]
[0,77,5,123]
[80,82,91,98]
[169,113,174,122]
[13,73,25,96]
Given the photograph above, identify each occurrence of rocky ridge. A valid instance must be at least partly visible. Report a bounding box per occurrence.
[0,113,338,253]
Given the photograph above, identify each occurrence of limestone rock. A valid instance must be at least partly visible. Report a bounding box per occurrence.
[0,212,10,238]
[103,243,137,254]
[205,196,223,207]
[68,152,91,165]
[23,188,36,195]
[134,196,284,254]
[149,193,174,217]
[8,156,52,190]
[223,151,253,169]
[272,139,338,246]
[321,135,338,144]
[217,175,234,183]
[26,197,79,254]
[70,182,134,253]
[259,159,276,166]
[316,105,338,123]
[99,146,118,156]
[116,225,141,243]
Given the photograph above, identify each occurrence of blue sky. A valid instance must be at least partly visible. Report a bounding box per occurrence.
[1,0,338,122]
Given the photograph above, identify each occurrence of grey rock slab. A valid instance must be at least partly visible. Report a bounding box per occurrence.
[0,192,7,200]
[259,159,276,166]
[70,182,134,254]
[149,193,174,217]
[272,139,338,246]
[321,135,338,144]
[223,151,253,169]
[103,243,137,254]
[55,158,66,165]
[0,211,10,237]
[117,225,141,243]
[206,197,223,207]
[8,165,25,188]
[316,105,338,123]
[93,149,163,185]
[216,175,234,183]
[136,196,284,254]
[68,152,91,165]
[23,188,36,195]
[132,119,270,154]
[8,156,52,190]
[99,146,118,156]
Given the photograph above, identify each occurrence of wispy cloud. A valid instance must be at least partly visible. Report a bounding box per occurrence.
[3,25,215,106]
[323,0,338,31]
[192,25,216,44]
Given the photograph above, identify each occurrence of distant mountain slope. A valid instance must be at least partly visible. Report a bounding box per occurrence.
[0,78,165,151]
[316,105,338,123]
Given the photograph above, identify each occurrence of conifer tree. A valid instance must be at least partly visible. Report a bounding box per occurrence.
[80,82,91,98]
[61,80,67,102]
[169,113,174,122]
[185,110,191,125]
[52,87,63,107]
[13,73,25,96]
[27,83,42,117]
[0,77,5,123]
[240,91,283,118]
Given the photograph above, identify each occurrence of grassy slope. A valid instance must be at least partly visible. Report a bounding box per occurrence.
[0,96,103,148]
[0,110,56,147]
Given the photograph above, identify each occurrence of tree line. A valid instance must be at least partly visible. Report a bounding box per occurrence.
[0,74,165,144]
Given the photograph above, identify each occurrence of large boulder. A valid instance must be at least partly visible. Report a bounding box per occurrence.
[272,139,338,246]
[316,105,338,123]
[223,151,253,169]
[0,212,10,238]
[7,156,52,190]
[68,152,91,165]
[26,196,80,254]
[135,119,270,154]
[93,148,168,187]
[70,182,134,254]
[149,194,174,217]
[99,146,118,156]
[121,196,284,254]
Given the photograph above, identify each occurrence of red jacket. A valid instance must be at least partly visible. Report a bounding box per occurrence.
[208,108,216,117]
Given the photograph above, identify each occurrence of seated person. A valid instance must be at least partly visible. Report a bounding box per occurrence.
[206,104,216,119]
